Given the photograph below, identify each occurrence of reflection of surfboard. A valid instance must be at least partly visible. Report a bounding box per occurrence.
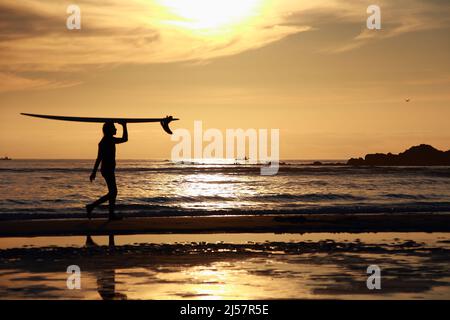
[21,113,179,135]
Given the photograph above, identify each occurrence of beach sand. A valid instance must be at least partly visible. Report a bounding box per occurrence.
[0,231,449,299]
[1,214,449,299]
[1,213,450,237]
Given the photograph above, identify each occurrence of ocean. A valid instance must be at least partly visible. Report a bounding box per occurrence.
[1,160,450,220]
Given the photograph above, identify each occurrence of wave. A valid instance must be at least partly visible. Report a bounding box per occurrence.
[1,191,447,210]
[253,193,368,202]
[2,202,450,221]
[2,161,450,221]
[2,165,450,178]
[131,193,367,203]
[382,193,433,200]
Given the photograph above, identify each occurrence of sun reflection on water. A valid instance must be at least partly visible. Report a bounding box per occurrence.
[176,173,259,210]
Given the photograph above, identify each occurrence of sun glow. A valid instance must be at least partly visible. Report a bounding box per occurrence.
[157,0,265,34]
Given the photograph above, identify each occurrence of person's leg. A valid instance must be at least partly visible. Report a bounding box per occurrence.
[86,171,117,219]
[89,194,110,208]
[86,192,110,218]
[104,172,119,219]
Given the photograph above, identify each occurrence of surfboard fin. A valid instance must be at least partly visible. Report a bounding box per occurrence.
[160,116,178,135]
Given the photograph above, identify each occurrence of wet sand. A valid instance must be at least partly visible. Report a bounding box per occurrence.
[1,213,450,237]
[0,232,449,299]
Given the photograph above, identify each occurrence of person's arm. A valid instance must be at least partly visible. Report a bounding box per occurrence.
[90,145,102,182]
[114,122,128,144]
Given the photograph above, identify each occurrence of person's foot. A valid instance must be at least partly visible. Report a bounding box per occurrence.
[108,214,123,221]
[86,204,94,219]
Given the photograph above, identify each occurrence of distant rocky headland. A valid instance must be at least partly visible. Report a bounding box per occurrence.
[347,144,450,166]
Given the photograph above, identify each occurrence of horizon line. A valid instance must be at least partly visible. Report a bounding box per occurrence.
[1,158,347,161]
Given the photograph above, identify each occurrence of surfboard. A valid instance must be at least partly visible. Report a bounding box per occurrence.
[21,113,179,134]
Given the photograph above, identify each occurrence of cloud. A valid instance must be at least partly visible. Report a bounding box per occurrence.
[0,0,308,73]
[0,72,81,93]
[0,2,60,41]
[0,0,449,91]
[322,0,450,53]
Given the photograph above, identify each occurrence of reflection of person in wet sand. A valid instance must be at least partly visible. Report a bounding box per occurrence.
[85,235,127,300]
[86,121,128,220]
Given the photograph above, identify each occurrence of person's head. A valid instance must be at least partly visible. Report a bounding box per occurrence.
[103,122,117,137]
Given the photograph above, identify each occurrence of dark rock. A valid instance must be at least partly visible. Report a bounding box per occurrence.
[347,144,450,166]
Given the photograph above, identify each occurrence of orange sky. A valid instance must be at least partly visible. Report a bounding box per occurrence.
[0,0,449,159]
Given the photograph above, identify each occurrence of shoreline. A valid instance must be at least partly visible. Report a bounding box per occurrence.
[1,212,450,237]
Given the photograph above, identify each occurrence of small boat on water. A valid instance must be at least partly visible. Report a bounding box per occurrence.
[0,156,12,161]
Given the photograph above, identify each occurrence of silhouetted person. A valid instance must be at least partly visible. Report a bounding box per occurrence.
[86,121,128,220]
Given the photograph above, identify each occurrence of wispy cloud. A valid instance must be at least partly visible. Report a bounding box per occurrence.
[323,0,450,53]
[0,72,80,93]
[0,0,449,91]
[0,0,307,73]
